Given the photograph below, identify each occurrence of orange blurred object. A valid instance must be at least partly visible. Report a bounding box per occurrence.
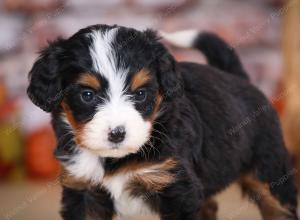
[271,85,285,116]
[25,126,59,179]
[273,97,284,116]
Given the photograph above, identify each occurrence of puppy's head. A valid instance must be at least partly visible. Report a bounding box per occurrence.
[27,24,181,158]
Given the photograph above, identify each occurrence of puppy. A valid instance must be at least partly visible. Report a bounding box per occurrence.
[27,24,299,220]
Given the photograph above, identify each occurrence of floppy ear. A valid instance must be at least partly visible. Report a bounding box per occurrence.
[27,39,65,112]
[143,29,182,100]
[156,51,182,100]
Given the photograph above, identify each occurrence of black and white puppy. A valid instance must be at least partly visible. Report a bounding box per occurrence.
[27,24,299,220]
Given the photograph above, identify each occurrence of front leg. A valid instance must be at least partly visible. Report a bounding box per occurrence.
[61,187,114,220]
[158,170,204,220]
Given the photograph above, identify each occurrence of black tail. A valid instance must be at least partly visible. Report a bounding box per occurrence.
[193,33,249,80]
[161,30,249,80]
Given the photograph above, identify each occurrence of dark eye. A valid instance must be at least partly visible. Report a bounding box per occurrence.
[80,89,95,103]
[134,89,147,102]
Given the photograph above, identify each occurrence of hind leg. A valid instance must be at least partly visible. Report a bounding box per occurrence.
[247,132,299,219]
[239,173,297,220]
[199,198,218,220]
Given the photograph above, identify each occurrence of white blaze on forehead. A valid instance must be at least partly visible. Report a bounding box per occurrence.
[89,28,127,102]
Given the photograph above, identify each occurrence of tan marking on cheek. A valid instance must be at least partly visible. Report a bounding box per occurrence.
[61,102,79,129]
[146,92,162,123]
[152,92,162,120]
[131,68,151,91]
[77,73,100,90]
[61,101,85,147]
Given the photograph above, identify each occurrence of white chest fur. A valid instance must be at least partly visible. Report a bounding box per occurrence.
[102,173,154,219]
[64,149,159,219]
[64,149,105,185]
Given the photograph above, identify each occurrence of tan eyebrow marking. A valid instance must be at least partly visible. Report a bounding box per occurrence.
[77,73,101,89]
[131,69,152,91]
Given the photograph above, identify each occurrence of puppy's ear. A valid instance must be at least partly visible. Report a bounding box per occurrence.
[156,52,182,100]
[143,29,182,100]
[27,39,65,112]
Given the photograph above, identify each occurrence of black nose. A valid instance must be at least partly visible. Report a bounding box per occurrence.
[108,126,126,143]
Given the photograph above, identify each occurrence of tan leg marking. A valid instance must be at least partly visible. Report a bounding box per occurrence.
[239,174,293,220]
[199,198,218,220]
